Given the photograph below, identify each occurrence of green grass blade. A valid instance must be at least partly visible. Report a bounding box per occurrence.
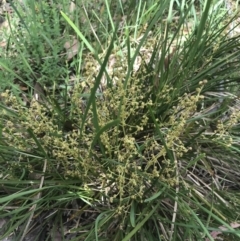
[61,11,95,54]
[122,203,159,241]
[130,200,136,227]
[144,186,167,203]
[79,31,116,136]
[91,119,120,148]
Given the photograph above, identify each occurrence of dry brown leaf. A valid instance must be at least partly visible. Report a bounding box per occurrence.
[108,54,117,70]
[69,1,76,12]
[50,228,62,241]
[0,41,7,47]
[33,82,45,102]
[64,37,80,60]
[0,19,10,32]
[206,222,240,241]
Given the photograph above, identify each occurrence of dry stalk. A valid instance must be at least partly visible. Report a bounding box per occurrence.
[19,159,47,241]
[169,152,179,240]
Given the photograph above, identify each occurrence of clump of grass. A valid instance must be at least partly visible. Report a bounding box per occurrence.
[1,0,240,240]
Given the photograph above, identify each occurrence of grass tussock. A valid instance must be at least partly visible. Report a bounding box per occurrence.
[1,0,240,240]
